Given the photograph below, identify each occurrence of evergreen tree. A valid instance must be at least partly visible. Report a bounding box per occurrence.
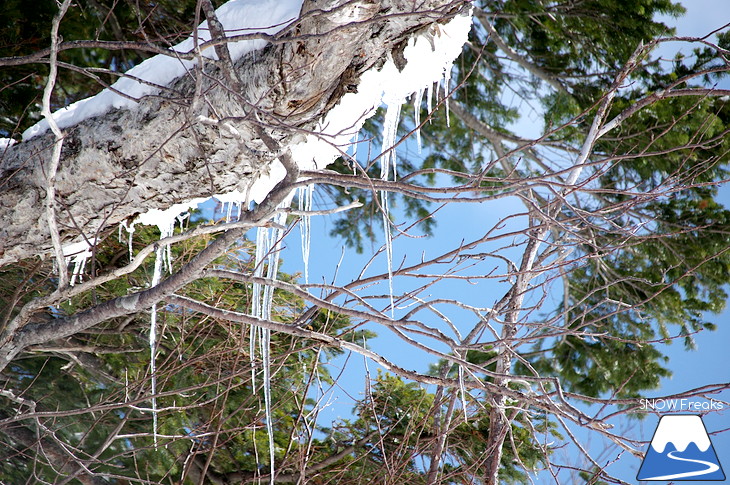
[0,0,728,483]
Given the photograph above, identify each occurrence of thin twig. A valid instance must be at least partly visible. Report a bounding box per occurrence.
[41,0,74,289]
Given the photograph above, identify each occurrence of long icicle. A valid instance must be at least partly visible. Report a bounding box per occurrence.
[250,227,267,390]
[298,185,313,284]
[251,208,287,484]
[264,211,285,485]
[381,192,395,316]
[149,218,175,449]
[380,103,402,316]
[413,88,424,153]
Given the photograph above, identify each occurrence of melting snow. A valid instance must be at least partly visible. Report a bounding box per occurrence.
[47,0,470,273]
[289,13,472,172]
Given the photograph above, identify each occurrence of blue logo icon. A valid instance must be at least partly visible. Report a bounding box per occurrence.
[637,414,725,481]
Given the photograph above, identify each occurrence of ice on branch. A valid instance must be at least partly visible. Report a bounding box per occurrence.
[137,203,193,448]
[16,0,471,473]
[287,11,472,314]
[63,239,96,286]
[104,4,471,265]
[250,207,288,485]
[289,11,473,174]
[298,185,314,283]
[42,0,470,265]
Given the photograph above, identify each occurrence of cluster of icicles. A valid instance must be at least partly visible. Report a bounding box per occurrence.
[58,10,472,483]
[114,191,311,478]
[71,81,453,481]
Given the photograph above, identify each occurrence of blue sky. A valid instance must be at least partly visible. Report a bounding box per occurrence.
[270,2,730,482]
[627,3,730,482]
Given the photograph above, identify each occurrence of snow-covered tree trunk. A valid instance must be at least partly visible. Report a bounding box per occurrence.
[0,0,467,266]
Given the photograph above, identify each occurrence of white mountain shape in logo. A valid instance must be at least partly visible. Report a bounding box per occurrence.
[637,414,725,481]
[651,415,711,453]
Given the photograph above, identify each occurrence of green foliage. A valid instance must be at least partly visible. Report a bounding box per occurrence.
[333,0,730,403]
[310,370,554,484]
[1,0,729,481]
[518,197,730,397]
[579,467,611,485]
[0,217,373,483]
[494,0,682,78]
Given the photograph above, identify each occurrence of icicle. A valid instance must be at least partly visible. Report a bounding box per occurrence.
[413,88,424,153]
[249,324,258,388]
[262,213,285,484]
[298,185,313,284]
[444,69,451,127]
[118,220,137,263]
[164,243,173,274]
[381,103,403,181]
[380,102,403,317]
[458,364,469,425]
[250,207,287,485]
[297,187,305,279]
[149,217,176,449]
[427,82,434,119]
[381,193,395,316]
[149,300,159,449]
[149,250,163,450]
[124,222,135,261]
[250,228,268,389]
[261,326,274,481]
[157,219,176,277]
[62,240,95,287]
[69,251,90,286]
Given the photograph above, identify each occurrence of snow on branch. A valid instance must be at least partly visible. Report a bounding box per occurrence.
[0,0,471,268]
